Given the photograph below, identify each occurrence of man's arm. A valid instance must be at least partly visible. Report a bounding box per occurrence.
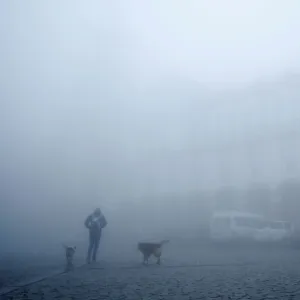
[84,215,92,229]
[101,215,107,229]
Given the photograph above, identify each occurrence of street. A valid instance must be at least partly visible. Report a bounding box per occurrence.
[2,243,300,299]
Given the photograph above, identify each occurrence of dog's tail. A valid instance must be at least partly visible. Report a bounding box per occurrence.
[159,239,169,246]
[137,243,143,252]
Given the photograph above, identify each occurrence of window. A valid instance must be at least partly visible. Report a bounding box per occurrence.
[283,222,291,230]
[234,217,266,229]
[269,222,284,229]
[213,217,231,228]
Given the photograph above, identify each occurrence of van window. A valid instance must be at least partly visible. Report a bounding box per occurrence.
[234,217,265,229]
[269,222,284,229]
[213,217,230,228]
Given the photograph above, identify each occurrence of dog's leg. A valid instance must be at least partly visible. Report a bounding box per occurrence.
[65,257,74,272]
[156,256,161,265]
[65,263,69,272]
[143,254,150,265]
[156,252,161,265]
[154,248,162,265]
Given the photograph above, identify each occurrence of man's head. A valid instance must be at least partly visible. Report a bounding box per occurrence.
[93,208,101,217]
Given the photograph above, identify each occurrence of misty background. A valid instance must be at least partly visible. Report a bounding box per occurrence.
[1,1,300,258]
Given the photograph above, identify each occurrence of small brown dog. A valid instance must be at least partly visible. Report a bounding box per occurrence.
[138,240,169,265]
[63,245,76,272]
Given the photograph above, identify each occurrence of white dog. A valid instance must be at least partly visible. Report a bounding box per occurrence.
[63,245,76,272]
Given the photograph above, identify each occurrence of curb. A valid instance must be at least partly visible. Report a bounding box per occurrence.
[0,264,86,297]
[89,261,260,270]
[0,271,63,296]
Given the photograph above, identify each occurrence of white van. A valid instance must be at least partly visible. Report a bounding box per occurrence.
[210,211,266,242]
[255,220,294,242]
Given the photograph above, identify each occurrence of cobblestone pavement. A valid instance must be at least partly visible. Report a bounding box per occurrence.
[3,246,300,300]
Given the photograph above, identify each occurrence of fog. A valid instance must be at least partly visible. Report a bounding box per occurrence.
[1,1,300,260]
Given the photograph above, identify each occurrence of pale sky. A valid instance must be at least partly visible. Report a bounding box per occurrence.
[1,0,300,89]
[126,0,300,88]
[1,0,300,192]
[1,1,300,249]
[1,0,300,157]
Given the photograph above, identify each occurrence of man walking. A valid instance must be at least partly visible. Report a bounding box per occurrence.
[84,208,107,264]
